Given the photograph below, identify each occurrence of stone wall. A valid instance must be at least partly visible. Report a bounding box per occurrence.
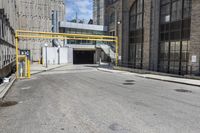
[121,0,151,68]
[190,0,200,74]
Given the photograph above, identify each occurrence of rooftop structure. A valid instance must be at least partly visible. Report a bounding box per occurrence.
[59,21,107,33]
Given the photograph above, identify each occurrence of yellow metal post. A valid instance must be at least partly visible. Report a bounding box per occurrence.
[115,37,119,66]
[27,59,31,79]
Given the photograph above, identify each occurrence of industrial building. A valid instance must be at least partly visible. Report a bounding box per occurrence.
[0,0,65,80]
[17,0,65,62]
[95,0,200,75]
[0,0,18,80]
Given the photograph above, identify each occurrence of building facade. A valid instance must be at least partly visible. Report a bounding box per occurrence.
[0,0,65,79]
[0,0,18,79]
[97,0,200,75]
[93,0,105,25]
[150,0,194,75]
[16,0,65,61]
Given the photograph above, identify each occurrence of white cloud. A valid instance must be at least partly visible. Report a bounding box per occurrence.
[65,0,92,22]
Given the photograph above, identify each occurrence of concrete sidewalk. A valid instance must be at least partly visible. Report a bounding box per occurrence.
[97,67,200,87]
[0,74,16,100]
[31,63,70,75]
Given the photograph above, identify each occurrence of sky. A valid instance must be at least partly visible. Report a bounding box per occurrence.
[65,0,93,23]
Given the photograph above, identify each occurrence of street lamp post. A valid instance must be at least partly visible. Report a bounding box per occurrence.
[44,43,48,68]
[58,45,60,65]
[111,6,121,65]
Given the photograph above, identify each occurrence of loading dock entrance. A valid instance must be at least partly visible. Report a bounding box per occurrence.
[15,30,119,79]
[73,50,95,64]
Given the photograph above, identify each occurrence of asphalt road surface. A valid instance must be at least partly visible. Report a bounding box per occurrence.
[0,65,200,133]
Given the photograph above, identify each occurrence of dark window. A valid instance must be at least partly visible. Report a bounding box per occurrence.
[0,18,2,38]
[108,0,118,5]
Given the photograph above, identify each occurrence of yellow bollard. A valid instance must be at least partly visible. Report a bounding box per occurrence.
[27,60,31,79]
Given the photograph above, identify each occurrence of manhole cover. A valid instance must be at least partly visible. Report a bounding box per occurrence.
[0,101,18,107]
[125,80,135,82]
[175,89,192,93]
[123,83,134,85]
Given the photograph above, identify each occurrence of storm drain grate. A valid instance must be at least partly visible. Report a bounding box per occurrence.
[175,89,192,93]
[123,83,135,85]
[123,79,135,85]
[0,101,18,107]
[125,80,135,82]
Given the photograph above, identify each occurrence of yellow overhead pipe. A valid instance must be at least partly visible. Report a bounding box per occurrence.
[16,30,117,39]
[17,35,116,42]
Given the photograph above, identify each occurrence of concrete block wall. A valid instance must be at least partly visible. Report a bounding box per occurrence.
[17,0,65,62]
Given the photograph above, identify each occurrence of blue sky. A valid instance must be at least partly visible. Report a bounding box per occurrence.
[65,0,93,22]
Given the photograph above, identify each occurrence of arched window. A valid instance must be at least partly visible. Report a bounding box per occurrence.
[128,0,144,68]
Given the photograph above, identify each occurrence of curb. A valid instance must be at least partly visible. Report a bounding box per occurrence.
[0,75,16,100]
[97,68,125,73]
[140,76,200,87]
[97,68,114,73]
[31,65,67,75]
[114,66,200,80]
[97,67,200,87]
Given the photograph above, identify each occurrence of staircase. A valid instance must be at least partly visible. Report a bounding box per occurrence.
[97,44,116,59]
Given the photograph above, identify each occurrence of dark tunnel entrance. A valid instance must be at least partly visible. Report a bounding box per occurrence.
[73,50,95,64]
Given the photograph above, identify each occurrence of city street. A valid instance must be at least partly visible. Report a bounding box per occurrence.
[0,65,200,133]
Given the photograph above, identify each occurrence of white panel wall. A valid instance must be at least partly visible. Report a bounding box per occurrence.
[68,48,73,64]
[59,47,73,64]
[42,47,73,65]
[43,47,58,65]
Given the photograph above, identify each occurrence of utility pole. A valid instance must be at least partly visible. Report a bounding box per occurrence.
[44,43,48,68]
[76,12,78,23]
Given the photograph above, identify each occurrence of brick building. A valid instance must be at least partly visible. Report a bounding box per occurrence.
[95,0,200,75]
